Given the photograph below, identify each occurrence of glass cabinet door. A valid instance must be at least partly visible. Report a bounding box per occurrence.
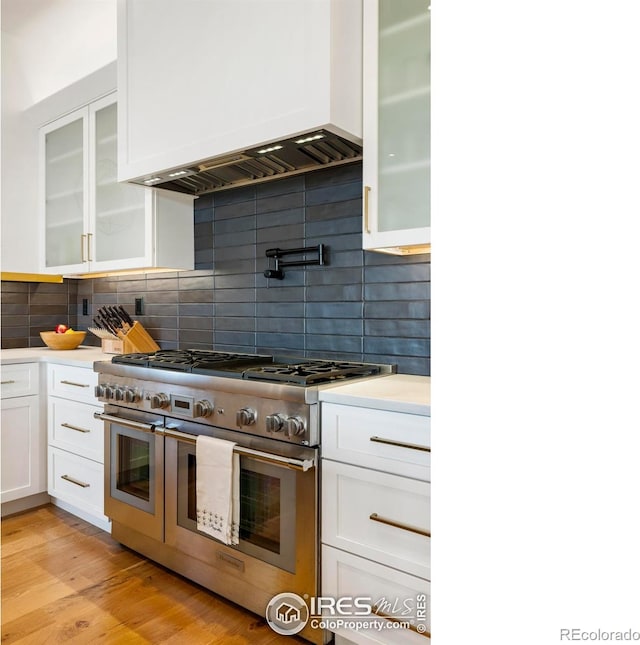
[42,109,87,269]
[363,0,430,254]
[377,0,430,232]
[91,97,147,266]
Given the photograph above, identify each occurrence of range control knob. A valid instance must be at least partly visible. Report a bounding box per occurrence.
[236,408,257,427]
[194,400,213,418]
[104,385,116,400]
[124,388,139,403]
[94,384,106,398]
[150,393,170,409]
[285,416,306,437]
[265,414,286,433]
[114,387,125,401]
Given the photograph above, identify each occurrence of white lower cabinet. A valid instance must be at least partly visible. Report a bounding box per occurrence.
[323,460,430,581]
[321,401,430,643]
[322,546,430,645]
[47,363,109,531]
[1,363,46,507]
[48,447,105,517]
[1,396,45,503]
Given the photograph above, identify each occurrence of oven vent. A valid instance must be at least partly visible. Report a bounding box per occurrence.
[133,129,362,196]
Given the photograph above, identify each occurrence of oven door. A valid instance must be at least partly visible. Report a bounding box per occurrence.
[162,421,318,594]
[99,405,165,542]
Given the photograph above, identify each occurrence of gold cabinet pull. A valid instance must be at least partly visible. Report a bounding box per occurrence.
[370,436,430,452]
[371,605,430,638]
[60,380,90,388]
[87,233,93,262]
[81,234,87,262]
[61,474,90,488]
[1,380,16,385]
[61,422,91,434]
[364,185,372,233]
[369,513,430,538]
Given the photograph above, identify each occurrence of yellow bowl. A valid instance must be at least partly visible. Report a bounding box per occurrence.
[40,330,86,350]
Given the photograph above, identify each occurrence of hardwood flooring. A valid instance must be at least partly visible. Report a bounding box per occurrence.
[1,505,306,644]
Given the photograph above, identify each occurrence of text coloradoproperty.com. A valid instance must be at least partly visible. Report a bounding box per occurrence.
[560,629,640,641]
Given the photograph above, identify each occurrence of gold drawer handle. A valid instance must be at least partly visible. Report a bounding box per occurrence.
[370,436,430,452]
[61,474,90,488]
[371,605,430,638]
[369,513,430,538]
[60,380,90,388]
[1,380,16,385]
[61,423,91,434]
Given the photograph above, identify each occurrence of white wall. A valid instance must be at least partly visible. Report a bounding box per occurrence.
[1,0,117,272]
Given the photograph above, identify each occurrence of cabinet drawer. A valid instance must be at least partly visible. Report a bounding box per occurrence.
[1,363,39,398]
[321,403,429,481]
[47,364,98,404]
[48,398,104,463]
[322,460,430,580]
[48,447,104,515]
[322,545,430,644]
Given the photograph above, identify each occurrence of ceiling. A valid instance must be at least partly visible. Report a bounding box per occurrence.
[1,0,116,107]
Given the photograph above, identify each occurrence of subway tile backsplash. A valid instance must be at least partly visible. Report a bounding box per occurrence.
[1,163,430,375]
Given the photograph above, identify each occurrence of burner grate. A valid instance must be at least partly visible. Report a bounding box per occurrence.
[110,351,384,384]
[243,361,380,385]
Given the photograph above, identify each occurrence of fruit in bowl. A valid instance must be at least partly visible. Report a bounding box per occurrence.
[40,328,86,350]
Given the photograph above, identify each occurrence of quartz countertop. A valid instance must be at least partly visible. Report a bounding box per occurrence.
[319,373,430,416]
[0,346,113,370]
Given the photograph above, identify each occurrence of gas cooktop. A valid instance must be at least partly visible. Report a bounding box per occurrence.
[111,350,385,386]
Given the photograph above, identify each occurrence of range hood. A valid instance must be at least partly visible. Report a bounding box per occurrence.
[130,130,362,197]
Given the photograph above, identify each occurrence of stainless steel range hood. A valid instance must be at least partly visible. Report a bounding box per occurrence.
[130,130,362,196]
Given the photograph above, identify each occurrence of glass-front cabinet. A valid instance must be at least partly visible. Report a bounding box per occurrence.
[91,96,147,269]
[362,0,430,255]
[41,108,88,271]
[40,92,195,275]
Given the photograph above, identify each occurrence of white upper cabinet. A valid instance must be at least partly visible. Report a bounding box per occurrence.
[362,0,430,255]
[116,0,362,185]
[41,106,88,272]
[39,92,195,275]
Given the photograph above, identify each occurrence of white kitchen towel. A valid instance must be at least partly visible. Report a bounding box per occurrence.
[195,435,240,545]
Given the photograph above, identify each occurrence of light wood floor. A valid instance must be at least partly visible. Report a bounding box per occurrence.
[1,505,306,644]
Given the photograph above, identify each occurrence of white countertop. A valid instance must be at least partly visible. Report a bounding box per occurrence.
[0,346,113,370]
[319,374,430,416]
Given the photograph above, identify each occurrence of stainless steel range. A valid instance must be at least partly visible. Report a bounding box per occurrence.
[93,350,394,644]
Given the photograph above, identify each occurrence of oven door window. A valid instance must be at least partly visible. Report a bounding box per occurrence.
[111,424,156,514]
[178,444,297,573]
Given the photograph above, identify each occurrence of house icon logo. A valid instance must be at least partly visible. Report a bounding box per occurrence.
[266,592,309,635]
[276,602,301,624]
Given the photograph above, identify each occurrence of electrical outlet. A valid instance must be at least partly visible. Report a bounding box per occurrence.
[135,298,143,316]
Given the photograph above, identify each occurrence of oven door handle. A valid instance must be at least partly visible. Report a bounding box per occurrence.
[94,411,159,434]
[156,426,316,472]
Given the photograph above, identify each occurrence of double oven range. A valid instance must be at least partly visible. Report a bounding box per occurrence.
[94,350,393,644]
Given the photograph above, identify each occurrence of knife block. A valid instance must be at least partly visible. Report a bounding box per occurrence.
[122,321,160,354]
[100,321,160,354]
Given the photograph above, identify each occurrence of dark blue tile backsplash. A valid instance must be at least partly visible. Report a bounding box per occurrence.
[1,162,430,375]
